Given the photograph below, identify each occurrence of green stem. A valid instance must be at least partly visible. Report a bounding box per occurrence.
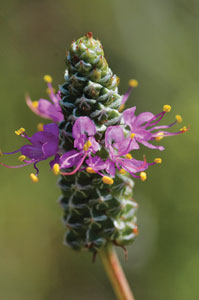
[100,245,135,300]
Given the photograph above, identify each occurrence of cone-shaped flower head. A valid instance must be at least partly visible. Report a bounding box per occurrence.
[0,32,189,252]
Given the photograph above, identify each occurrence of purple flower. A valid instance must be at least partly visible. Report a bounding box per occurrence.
[26,75,64,123]
[104,126,148,180]
[0,123,60,182]
[60,117,100,175]
[122,105,188,151]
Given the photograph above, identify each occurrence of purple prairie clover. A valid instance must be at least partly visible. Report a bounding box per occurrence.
[60,117,100,175]
[122,105,189,151]
[104,126,149,182]
[26,75,64,123]
[0,123,60,182]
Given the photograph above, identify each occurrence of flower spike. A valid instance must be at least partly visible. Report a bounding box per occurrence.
[2,33,188,256]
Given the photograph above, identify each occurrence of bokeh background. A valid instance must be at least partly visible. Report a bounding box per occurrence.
[0,0,198,299]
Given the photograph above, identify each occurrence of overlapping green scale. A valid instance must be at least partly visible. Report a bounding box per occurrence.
[58,33,138,252]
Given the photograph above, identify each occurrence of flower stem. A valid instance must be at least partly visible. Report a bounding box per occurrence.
[100,245,135,300]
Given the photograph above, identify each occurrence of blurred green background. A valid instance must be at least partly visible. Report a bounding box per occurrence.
[0,0,198,299]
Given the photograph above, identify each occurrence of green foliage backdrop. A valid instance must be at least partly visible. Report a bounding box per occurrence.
[0,1,198,299]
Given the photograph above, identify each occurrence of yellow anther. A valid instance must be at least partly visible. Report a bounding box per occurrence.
[52,163,60,175]
[86,167,96,174]
[163,105,171,112]
[175,115,182,123]
[180,126,188,132]
[129,79,138,88]
[46,87,55,94]
[118,104,125,112]
[130,133,135,139]
[83,140,92,151]
[155,132,164,141]
[140,172,147,182]
[32,101,39,108]
[0,149,3,156]
[15,128,25,136]
[43,75,52,83]
[119,168,126,174]
[125,153,132,160]
[18,155,26,162]
[37,123,44,131]
[102,176,114,185]
[30,173,39,183]
[154,158,162,164]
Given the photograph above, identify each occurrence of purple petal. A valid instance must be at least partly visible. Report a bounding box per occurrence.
[89,137,100,153]
[43,123,59,137]
[105,159,116,177]
[60,150,83,169]
[134,112,154,127]
[122,107,136,127]
[74,134,87,150]
[72,117,96,139]
[86,156,106,171]
[42,141,58,158]
[105,126,125,148]
[120,158,148,174]
[38,100,63,122]
[26,95,49,119]
[117,137,139,155]
[134,129,152,141]
[21,145,43,159]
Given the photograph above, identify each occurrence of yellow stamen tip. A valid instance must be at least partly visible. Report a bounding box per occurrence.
[15,128,25,136]
[30,173,39,183]
[125,153,132,160]
[130,133,135,139]
[119,168,126,175]
[52,163,60,175]
[37,123,44,131]
[163,105,171,112]
[83,140,92,151]
[32,101,39,108]
[86,167,96,174]
[18,155,26,162]
[180,126,188,132]
[154,158,162,164]
[0,149,3,156]
[118,104,125,112]
[129,79,138,88]
[155,132,164,141]
[43,75,52,83]
[140,172,147,182]
[102,176,114,185]
[175,115,182,123]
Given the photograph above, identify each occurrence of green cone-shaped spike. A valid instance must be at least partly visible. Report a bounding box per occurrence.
[58,33,138,252]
